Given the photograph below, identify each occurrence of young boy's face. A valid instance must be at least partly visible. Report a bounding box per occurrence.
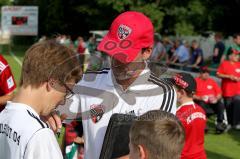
[42,79,75,116]
[175,87,184,104]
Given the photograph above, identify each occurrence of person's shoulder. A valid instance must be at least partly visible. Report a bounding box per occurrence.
[194,103,206,114]
[221,60,229,65]
[196,48,202,52]
[85,68,110,74]
[78,68,111,86]
[176,104,191,115]
[148,72,176,101]
[208,77,217,83]
[148,72,175,89]
[195,76,200,81]
[7,103,49,130]
[217,41,224,46]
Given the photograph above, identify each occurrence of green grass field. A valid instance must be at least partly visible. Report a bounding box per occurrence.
[1,44,240,159]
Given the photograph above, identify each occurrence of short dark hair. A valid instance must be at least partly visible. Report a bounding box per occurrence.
[174,85,194,98]
[130,110,185,159]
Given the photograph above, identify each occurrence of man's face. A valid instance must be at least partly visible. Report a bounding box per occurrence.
[192,42,198,49]
[229,53,239,62]
[111,52,145,81]
[234,36,240,45]
[200,72,209,80]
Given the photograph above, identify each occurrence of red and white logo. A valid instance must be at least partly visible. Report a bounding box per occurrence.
[235,68,240,73]
[207,85,213,90]
[90,104,105,123]
[117,24,132,40]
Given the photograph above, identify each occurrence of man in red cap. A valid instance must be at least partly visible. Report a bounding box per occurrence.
[51,11,177,159]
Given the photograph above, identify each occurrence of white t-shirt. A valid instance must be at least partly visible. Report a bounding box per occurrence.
[0,102,63,159]
[61,67,177,159]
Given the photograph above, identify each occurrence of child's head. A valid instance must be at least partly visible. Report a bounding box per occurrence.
[20,40,82,115]
[199,66,210,80]
[129,110,185,159]
[172,73,196,104]
[227,49,240,62]
[233,33,240,46]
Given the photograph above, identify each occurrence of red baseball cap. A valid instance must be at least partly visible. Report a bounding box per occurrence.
[97,11,154,64]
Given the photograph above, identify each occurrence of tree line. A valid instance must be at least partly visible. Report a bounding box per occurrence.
[1,0,240,38]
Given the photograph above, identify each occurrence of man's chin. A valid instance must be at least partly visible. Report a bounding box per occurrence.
[115,75,133,81]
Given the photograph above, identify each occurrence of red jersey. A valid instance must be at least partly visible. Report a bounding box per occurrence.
[195,77,221,103]
[217,60,240,97]
[0,55,16,111]
[176,102,207,159]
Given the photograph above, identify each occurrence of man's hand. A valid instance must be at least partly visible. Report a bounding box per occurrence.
[41,111,62,133]
[74,137,84,144]
[229,75,240,81]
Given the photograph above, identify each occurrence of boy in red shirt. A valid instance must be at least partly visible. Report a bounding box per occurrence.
[217,50,240,129]
[173,72,207,159]
[194,66,226,133]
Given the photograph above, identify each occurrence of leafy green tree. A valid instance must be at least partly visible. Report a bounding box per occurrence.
[97,0,165,32]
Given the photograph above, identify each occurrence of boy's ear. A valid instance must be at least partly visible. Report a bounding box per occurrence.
[46,81,52,92]
[180,89,186,96]
[47,79,55,92]
[138,145,148,159]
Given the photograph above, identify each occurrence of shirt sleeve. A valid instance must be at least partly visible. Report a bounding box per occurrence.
[0,66,16,95]
[24,128,63,159]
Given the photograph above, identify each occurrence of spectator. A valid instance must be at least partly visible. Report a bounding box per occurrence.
[221,33,240,62]
[148,34,166,75]
[77,37,86,54]
[217,50,240,130]
[212,33,225,67]
[173,73,207,159]
[170,40,190,69]
[0,54,17,112]
[60,35,67,44]
[86,36,97,54]
[150,34,166,62]
[194,66,226,133]
[129,110,185,159]
[190,40,204,71]
[65,35,72,48]
[162,37,174,63]
[76,37,86,70]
